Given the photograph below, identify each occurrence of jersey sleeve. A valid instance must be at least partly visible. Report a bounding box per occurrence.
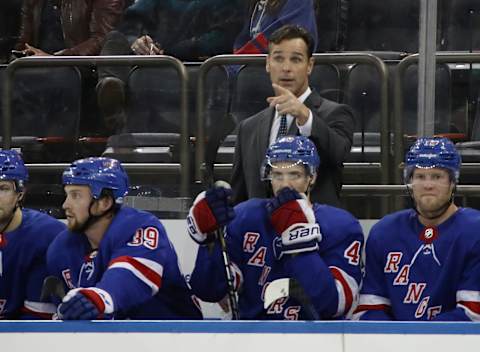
[189,225,244,302]
[19,256,56,319]
[352,225,393,320]
[283,213,364,319]
[432,238,480,321]
[93,222,171,314]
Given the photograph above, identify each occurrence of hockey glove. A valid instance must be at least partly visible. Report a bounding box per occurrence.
[187,186,235,244]
[57,287,114,320]
[267,188,322,259]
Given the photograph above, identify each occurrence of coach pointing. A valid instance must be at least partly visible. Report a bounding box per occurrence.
[231,24,354,207]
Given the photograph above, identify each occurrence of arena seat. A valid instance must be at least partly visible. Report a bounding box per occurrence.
[314,0,349,52]
[440,0,480,51]
[2,66,81,162]
[344,0,419,53]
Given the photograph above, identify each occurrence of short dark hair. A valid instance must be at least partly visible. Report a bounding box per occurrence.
[268,24,314,57]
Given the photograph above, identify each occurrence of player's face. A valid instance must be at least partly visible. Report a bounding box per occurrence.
[0,181,20,223]
[410,168,454,214]
[266,38,314,97]
[63,185,93,231]
[270,162,314,196]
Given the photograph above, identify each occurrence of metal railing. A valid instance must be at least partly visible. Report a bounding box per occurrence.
[195,53,389,185]
[394,52,480,184]
[2,55,190,196]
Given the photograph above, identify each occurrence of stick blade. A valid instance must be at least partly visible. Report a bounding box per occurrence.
[40,276,66,302]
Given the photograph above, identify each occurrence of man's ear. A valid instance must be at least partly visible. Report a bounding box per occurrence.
[95,195,114,214]
[307,57,314,75]
[17,191,25,204]
[266,55,271,73]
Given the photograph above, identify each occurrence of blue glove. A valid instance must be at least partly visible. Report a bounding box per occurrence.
[187,186,235,244]
[58,288,114,320]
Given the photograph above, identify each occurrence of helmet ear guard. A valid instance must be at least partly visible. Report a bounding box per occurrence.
[261,136,320,182]
[62,157,129,204]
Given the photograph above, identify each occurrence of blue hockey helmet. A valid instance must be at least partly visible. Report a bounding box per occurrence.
[261,136,320,180]
[0,150,28,190]
[63,157,129,203]
[404,137,461,183]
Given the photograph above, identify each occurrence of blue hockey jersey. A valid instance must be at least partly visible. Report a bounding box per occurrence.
[47,206,202,319]
[190,198,363,320]
[354,208,480,321]
[0,208,65,319]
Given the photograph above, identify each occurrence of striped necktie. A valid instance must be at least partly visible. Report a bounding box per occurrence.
[276,115,288,140]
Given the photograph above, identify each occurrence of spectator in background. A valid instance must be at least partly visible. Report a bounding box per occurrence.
[234,0,318,54]
[15,0,125,56]
[96,0,244,133]
[0,0,22,63]
[12,0,125,137]
[231,25,354,207]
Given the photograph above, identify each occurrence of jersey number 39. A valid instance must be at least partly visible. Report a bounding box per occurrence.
[127,227,159,250]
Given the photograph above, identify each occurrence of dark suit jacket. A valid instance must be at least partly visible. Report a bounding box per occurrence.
[231,90,354,207]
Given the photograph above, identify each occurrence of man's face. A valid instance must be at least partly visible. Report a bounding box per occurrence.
[266,38,314,97]
[270,162,314,196]
[409,168,454,215]
[63,185,93,232]
[0,180,20,224]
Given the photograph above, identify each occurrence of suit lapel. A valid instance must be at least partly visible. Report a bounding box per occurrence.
[257,107,275,166]
[284,90,324,135]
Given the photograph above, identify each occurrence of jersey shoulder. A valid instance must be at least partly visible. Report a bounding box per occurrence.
[20,208,66,243]
[106,206,167,242]
[313,203,363,238]
[368,209,413,241]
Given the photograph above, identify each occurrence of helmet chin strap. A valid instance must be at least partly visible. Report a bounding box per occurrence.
[77,198,114,236]
[407,184,456,222]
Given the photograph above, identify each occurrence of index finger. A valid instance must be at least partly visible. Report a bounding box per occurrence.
[272,83,291,96]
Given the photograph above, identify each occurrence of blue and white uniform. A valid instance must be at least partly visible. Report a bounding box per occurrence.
[190,198,363,320]
[48,206,202,319]
[354,208,480,321]
[0,209,65,319]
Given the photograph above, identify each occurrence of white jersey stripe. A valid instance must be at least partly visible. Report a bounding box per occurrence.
[329,266,359,317]
[24,300,56,314]
[457,290,480,302]
[358,294,391,306]
[109,257,163,295]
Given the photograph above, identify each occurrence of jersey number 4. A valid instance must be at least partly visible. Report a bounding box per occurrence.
[128,227,159,250]
[344,241,361,265]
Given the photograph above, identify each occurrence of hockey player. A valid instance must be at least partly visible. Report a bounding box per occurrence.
[47,157,202,319]
[187,136,363,320]
[0,150,66,319]
[354,137,480,321]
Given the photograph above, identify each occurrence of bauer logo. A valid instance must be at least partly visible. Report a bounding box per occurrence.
[288,225,320,242]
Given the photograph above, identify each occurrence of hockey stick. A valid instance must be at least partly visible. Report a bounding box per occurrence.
[264,278,319,320]
[212,180,240,320]
[40,276,66,302]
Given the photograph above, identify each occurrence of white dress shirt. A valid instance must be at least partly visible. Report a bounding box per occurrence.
[268,87,314,146]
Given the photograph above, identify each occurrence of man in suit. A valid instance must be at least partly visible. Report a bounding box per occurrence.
[231,24,354,207]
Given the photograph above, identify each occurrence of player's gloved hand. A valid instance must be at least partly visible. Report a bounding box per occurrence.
[266,187,322,259]
[57,287,114,320]
[187,186,235,244]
